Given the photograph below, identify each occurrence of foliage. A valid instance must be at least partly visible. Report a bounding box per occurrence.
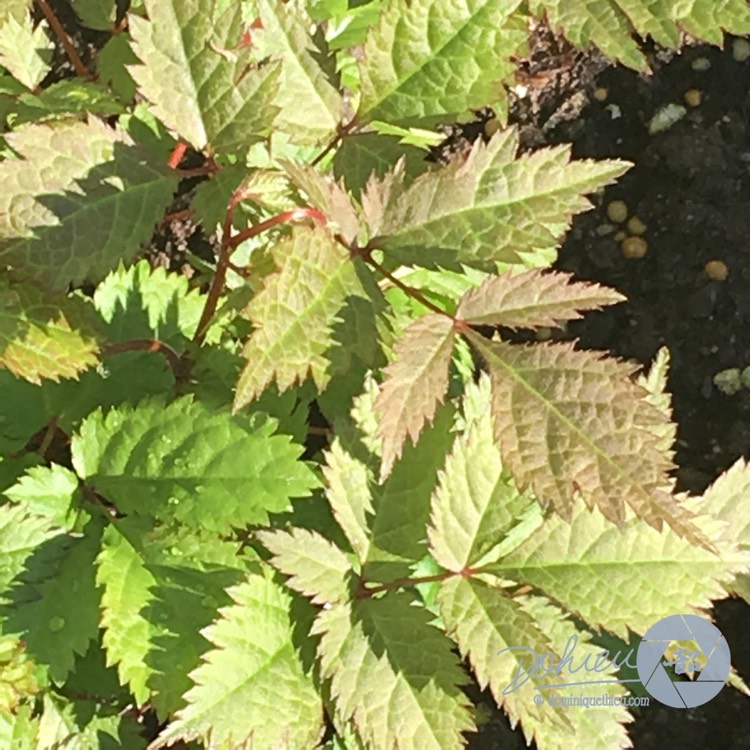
[0,1,748,749]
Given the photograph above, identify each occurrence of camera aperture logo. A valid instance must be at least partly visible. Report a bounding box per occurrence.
[496,614,730,710]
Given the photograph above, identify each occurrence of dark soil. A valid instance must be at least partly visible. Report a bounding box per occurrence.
[465,27,750,750]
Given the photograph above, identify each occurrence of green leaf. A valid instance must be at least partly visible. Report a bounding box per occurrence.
[258,528,354,606]
[128,0,281,151]
[8,79,124,127]
[0,119,178,291]
[152,568,325,749]
[358,0,525,126]
[485,494,750,638]
[428,379,541,572]
[0,0,32,24]
[72,396,319,533]
[529,0,750,71]
[0,14,52,91]
[1,519,102,684]
[369,129,630,269]
[98,33,138,102]
[0,280,100,384]
[0,505,63,596]
[456,269,626,328]
[70,0,116,31]
[333,132,427,197]
[313,591,475,749]
[255,0,343,145]
[466,330,714,550]
[375,313,455,480]
[234,225,383,410]
[96,519,241,714]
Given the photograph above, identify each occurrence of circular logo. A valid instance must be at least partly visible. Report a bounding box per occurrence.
[636,614,730,708]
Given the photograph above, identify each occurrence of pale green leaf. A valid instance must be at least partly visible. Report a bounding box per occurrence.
[456,268,625,327]
[0,703,38,749]
[234,225,383,410]
[529,0,750,71]
[359,0,525,126]
[3,464,80,529]
[313,591,474,749]
[0,119,178,291]
[428,385,540,572]
[466,330,714,549]
[255,0,343,145]
[0,281,100,384]
[258,528,353,605]
[486,494,750,638]
[72,396,318,533]
[70,0,116,31]
[0,14,52,91]
[0,0,32,24]
[375,313,455,480]
[638,346,676,459]
[322,438,375,563]
[152,569,324,750]
[694,458,750,602]
[370,128,630,269]
[128,0,280,151]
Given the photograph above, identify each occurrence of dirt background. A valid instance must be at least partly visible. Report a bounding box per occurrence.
[28,2,750,747]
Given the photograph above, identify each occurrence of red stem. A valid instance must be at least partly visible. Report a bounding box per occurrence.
[359,571,453,598]
[35,0,92,80]
[228,207,327,249]
[311,118,358,167]
[364,252,452,319]
[102,339,182,374]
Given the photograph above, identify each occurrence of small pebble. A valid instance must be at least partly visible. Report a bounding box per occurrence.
[714,368,742,395]
[485,117,502,137]
[606,200,628,223]
[684,89,702,107]
[691,57,711,72]
[605,104,622,119]
[648,104,687,135]
[614,230,627,242]
[535,327,552,341]
[705,259,729,280]
[742,366,750,390]
[622,236,648,259]
[595,223,616,236]
[732,38,750,62]
[593,87,608,101]
[626,216,647,235]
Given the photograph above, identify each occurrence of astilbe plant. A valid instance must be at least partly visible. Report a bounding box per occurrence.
[0,0,749,748]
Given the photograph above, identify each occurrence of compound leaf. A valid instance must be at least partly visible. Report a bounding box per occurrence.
[456,269,625,328]
[359,0,525,126]
[529,0,750,71]
[255,0,343,145]
[375,313,455,481]
[313,591,474,749]
[128,0,280,152]
[370,129,630,269]
[234,226,382,410]
[152,568,324,749]
[72,396,319,533]
[0,281,100,384]
[0,119,177,291]
[466,330,714,549]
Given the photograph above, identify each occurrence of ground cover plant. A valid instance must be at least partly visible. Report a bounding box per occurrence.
[1,1,749,748]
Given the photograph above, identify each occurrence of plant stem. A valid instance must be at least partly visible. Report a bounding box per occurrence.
[359,571,453,598]
[228,207,327,249]
[35,0,92,80]
[311,117,358,167]
[364,252,453,319]
[102,338,182,374]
